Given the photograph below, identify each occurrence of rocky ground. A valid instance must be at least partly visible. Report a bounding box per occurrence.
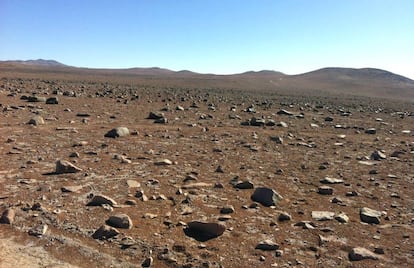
[0,77,413,267]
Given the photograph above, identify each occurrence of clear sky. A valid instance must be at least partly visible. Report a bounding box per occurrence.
[1,0,413,79]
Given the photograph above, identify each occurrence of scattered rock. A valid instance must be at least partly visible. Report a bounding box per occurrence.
[92,225,120,240]
[220,205,235,214]
[318,186,334,195]
[46,97,59,104]
[55,160,82,174]
[154,159,173,165]
[255,240,279,251]
[312,211,335,221]
[28,224,48,237]
[61,185,83,193]
[251,187,283,207]
[184,221,226,241]
[365,128,377,134]
[106,214,133,229]
[104,127,130,138]
[335,213,349,223]
[360,207,382,224]
[371,150,386,160]
[141,257,153,267]
[320,177,344,184]
[349,247,379,261]
[28,116,45,126]
[147,111,164,120]
[278,212,292,222]
[87,194,117,206]
[0,208,15,224]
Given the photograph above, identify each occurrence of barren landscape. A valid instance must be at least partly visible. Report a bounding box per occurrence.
[0,62,413,267]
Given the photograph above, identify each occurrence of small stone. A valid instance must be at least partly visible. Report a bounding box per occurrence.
[251,187,283,207]
[349,247,379,261]
[147,111,164,120]
[360,207,382,224]
[92,225,120,240]
[234,180,254,189]
[126,180,141,188]
[365,128,377,134]
[255,240,279,250]
[0,208,15,224]
[104,127,130,138]
[141,257,153,267]
[312,211,335,221]
[371,150,386,161]
[28,116,45,126]
[318,186,334,195]
[335,213,349,223]
[28,224,48,237]
[106,214,133,229]
[220,205,235,214]
[154,159,173,166]
[61,185,83,193]
[46,97,59,104]
[320,177,344,184]
[270,136,283,144]
[278,212,292,222]
[87,194,117,206]
[185,221,226,241]
[55,160,82,174]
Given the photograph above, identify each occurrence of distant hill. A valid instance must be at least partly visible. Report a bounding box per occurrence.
[0,59,413,101]
[2,59,67,67]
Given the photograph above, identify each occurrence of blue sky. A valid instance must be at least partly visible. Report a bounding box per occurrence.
[1,0,413,78]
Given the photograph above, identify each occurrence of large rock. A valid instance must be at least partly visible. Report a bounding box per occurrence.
[185,221,226,241]
[251,187,283,207]
[92,225,120,240]
[55,160,82,174]
[106,214,133,229]
[87,194,117,206]
[104,127,130,138]
[360,207,382,224]
[0,208,15,224]
[349,247,379,261]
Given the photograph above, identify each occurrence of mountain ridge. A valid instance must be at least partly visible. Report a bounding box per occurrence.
[1,59,413,101]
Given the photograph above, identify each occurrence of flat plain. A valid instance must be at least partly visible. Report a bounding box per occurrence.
[0,63,413,267]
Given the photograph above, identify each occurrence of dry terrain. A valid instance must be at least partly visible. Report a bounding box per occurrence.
[0,64,413,267]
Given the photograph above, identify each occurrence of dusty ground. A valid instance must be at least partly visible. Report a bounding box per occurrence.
[0,77,413,267]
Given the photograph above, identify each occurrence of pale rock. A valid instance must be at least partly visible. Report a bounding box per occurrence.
[55,160,82,174]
